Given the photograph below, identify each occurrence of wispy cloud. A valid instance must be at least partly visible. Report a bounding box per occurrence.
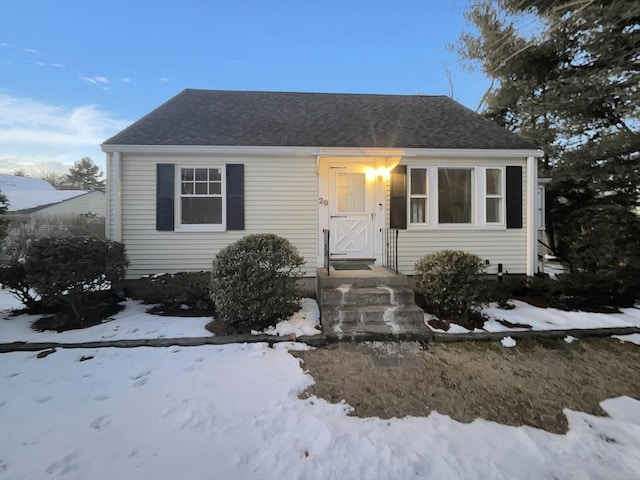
[23,48,39,54]
[1,42,12,47]
[52,63,65,68]
[79,75,110,86]
[158,77,172,84]
[36,62,45,67]
[120,77,130,83]
[0,93,130,173]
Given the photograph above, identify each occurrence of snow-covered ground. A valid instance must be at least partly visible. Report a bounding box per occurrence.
[428,300,640,334]
[0,290,321,344]
[1,342,639,480]
[2,289,640,478]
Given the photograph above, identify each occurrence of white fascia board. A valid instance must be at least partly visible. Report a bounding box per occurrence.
[402,148,544,158]
[101,144,544,159]
[100,144,318,156]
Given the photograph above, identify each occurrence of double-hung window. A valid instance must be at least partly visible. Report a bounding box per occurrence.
[178,167,225,230]
[438,168,473,224]
[485,168,503,224]
[409,168,428,225]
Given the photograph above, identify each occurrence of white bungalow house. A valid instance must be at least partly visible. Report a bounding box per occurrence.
[102,89,543,280]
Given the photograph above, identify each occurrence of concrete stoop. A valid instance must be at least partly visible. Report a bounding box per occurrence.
[317,268,429,338]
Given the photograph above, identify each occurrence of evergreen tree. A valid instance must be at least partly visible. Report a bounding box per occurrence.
[458,0,640,253]
[0,189,9,241]
[65,157,105,191]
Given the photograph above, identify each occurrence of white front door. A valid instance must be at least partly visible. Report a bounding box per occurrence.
[330,165,375,259]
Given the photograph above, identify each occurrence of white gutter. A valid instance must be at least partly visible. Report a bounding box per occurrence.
[101,143,543,159]
[526,155,537,276]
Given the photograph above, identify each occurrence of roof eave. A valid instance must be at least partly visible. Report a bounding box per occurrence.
[101,143,543,158]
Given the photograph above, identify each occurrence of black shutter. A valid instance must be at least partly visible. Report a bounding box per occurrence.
[389,165,407,229]
[506,166,523,229]
[226,164,244,230]
[156,164,175,231]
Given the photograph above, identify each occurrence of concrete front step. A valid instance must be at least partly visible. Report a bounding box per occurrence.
[322,304,425,326]
[320,286,416,306]
[317,273,408,289]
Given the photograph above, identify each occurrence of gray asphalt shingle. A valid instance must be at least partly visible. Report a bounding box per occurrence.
[103,89,536,150]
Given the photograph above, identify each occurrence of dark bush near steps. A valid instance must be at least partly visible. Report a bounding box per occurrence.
[210,234,305,331]
[414,250,490,326]
[127,271,214,314]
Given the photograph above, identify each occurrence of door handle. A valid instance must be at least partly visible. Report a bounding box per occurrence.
[371,212,374,220]
[330,215,348,218]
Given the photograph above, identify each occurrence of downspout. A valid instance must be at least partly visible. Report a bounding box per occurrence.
[526,156,537,276]
[112,151,122,242]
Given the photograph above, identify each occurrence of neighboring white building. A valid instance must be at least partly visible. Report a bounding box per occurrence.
[102,89,543,279]
[0,174,105,217]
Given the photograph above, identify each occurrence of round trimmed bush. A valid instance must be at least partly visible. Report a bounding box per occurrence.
[210,234,305,330]
[415,250,488,321]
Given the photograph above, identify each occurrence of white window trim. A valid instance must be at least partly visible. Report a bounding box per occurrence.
[403,163,513,230]
[436,166,476,227]
[408,167,428,226]
[483,167,506,228]
[174,165,226,232]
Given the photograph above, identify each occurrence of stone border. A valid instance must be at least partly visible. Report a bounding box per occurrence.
[0,326,638,353]
[431,326,640,342]
[0,334,328,353]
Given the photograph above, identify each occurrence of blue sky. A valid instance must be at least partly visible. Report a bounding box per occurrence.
[0,0,489,176]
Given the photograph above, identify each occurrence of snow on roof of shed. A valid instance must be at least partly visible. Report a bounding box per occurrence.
[0,175,89,212]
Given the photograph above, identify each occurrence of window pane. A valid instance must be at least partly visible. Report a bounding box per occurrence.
[487,169,501,195]
[438,169,472,223]
[195,182,207,195]
[337,172,365,212]
[209,182,221,195]
[181,183,193,195]
[410,169,426,195]
[209,169,221,181]
[486,198,502,223]
[195,168,208,181]
[410,198,426,223]
[181,169,193,181]
[182,197,222,224]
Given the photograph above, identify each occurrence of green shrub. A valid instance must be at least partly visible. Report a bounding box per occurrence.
[557,205,640,307]
[23,236,128,329]
[0,261,57,313]
[210,234,305,330]
[131,271,214,312]
[415,250,489,321]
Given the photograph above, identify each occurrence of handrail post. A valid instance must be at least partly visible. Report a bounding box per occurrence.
[323,229,330,276]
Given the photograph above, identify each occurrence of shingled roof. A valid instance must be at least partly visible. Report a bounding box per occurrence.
[103,89,536,150]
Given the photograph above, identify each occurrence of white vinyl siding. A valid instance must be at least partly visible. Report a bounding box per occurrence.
[119,153,318,278]
[395,157,528,275]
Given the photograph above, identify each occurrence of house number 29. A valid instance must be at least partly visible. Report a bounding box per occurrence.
[318,198,328,206]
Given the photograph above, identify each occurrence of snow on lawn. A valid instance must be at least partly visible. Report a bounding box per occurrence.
[252,298,321,337]
[428,300,640,334]
[613,333,640,346]
[0,289,321,344]
[1,343,639,480]
[482,300,640,332]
